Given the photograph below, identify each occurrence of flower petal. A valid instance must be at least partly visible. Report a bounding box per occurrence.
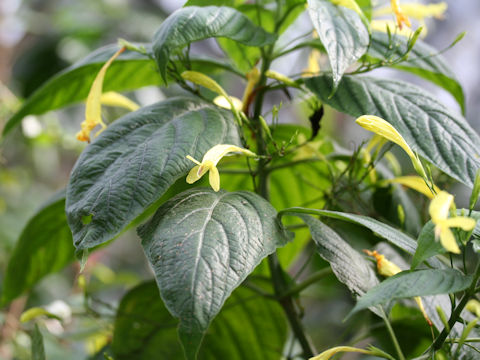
[439,226,460,254]
[387,176,439,199]
[208,165,220,192]
[443,217,477,231]
[429,191,453,223]
[100,91,140,111]
[202,144,256,165]
[186,165,202,184]
[310,346,371,360]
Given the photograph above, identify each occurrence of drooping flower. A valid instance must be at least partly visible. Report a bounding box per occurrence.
[76,46,126,142]
[429,191,477,254]
[364,249,432,326]
[186,145,256,192]
[309,346,371,360]
[99,91,140,112]
[386,176,440,199]
[390,0,412,29]
[213,95,243,111]
[355,115,427,179]
[466,299,480,317]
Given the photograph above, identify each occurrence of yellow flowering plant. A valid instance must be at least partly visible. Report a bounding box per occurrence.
[4,1,480,360]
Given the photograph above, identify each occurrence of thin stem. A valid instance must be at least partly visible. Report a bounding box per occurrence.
[432,261,480,351]
[381,309,406,360]
[281,268,332,298]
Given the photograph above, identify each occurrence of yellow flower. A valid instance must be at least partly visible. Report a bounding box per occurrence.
[386,176,440,199]
[186,144,256,192]
[241,66,260,112]
[429,191,477,254]
[76,46,126,142]
[310,346,376,360]
[99,91,140,112]
[370,19,415,37]
[364,249,432,326]
[213,95,243,111]
[466,299,480,317]
[390,0,411,29]
[356,115,426,179]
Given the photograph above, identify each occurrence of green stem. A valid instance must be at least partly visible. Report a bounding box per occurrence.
[252,45,315,359]
[432,261,480,351]
[280,268,332,298]
[381,309,406,360]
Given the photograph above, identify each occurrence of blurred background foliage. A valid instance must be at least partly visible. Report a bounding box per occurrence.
[1,0,479,359]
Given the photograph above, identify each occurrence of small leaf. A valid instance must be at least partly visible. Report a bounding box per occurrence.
[111,281,287,360]
[4,44,160,136]
[368,31,465,113]
[138,188,290,359]
[152,6,276,80]
[305,75,480,187]
[2,192,74,305]
[66,97,241,251]
[307,0,369,89]
[349,269,472,317]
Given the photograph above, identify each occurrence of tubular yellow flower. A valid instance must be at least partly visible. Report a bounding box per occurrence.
[213,95,243,111]
[99,91,140,112]
[76,46,126,142]
[186,145,256,192]
[391,0,411,29]
[375,2,447,21]
[310,346,372,360]
[356,115,427,179]
[386,176,440,199]
[364,249,432,326]
[429,191,477,254]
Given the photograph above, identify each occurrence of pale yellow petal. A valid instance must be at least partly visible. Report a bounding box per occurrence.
[443,217,477,231]
[310,346,371,360]
[356,115,416,159]
[186,155,202,166]
[370,20,414,37]
[439,225,460,254]
[388,176,439,199]
[400,3,447,20]
[100,91,140,111]
[181,71,230,100]
[186,165,202,184]
[242,67,260,109]
[466,299,480,317]
[391,0,411,29]
[202,144,256,165]
[208,165,220,192]
[429,191,453,223]
[213,95,243,111]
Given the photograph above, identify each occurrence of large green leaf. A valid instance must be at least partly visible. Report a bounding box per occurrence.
[1,191,74,305]
[66,97,241,251]
[349,269,472,317]
[306,0,369,89]
[3,45,161,137]
[111,281,287,360]
[286,213,379,300]
[368,31,465,113]
[138,188,290,359]
[305,75,480,187]
[152,6,276,80]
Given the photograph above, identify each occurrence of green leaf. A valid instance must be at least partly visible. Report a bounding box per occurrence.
[306,0,369,89]
[349,269,472,317]
[111,281,287,360]
[66,97,241,251]
[368,31,465,113]
[282,207,417,254]
[411,221,445,269]
[2,191,74,305]
[138,188,290,359]
[286,213,379,300]
[152,6,276,81]
[31,324,46,360]
[305,75,480,187]
[3,44,161,137]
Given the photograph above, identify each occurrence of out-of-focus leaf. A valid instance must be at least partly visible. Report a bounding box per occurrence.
[2,191,74,305]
